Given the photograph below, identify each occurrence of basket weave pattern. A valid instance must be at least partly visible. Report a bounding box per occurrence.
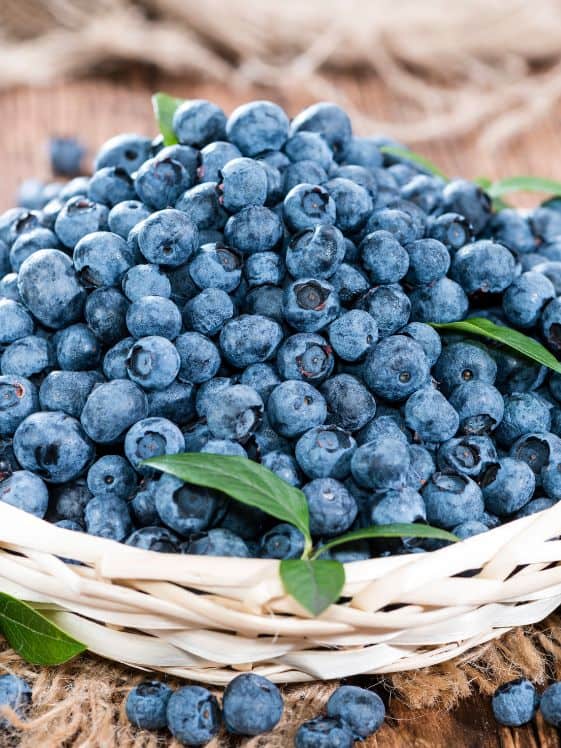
[2,499,561,685]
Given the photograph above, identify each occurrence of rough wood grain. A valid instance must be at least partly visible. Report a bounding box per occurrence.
[1,70,561,747]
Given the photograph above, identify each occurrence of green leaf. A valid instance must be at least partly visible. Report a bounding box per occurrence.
[486,176,561,200]
[379,145,447,179]
[432,317,561,374]
[0,593,86,665]
[280,560,345,616]
[312,523,458,559]
[144,453,312,551]
[152,92,183,146]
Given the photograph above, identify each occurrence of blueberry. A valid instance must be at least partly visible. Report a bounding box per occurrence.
[490,209,535,254]
[94,133,152,174]
[514,497,555,519]
[539,682,561,726]
[0,470,49,517]
[138,209,198,267]
[510,432,561,481]
[73,230,133,288]
[409,277,469,323]
[85,496,132,540]
[327,685,385,739]
[87,454,136,500]
[55,323,101,371]
[8,209,43,244]
[14,411,94,483]
[0,299,34,346]
[351,435,410,489]
[401,174,444,214]
[276,333,334,383]
[125,680,172,730]
[88,166,135,207]
[226,100,289,156]
[453,520,488,539]
[433,342,497,395]
[286,224,345,280]
[201,439,248,458]
[496,393,551,447]
[427,212,473,251]
[321,374,376,432]
[103,337,135,380]
[541,297,561,354]
[296,426,356,480]
[340,134,382,168]
[360,284,411,338]
[176,182,228,229]
[283,183,336,233]
[360,230,409,285]
[108,200,151,239]
[502,271,556,328]
[330,263,370,305]
[295,717,354,748]
[337,164,380,200]
[10,227,61,272]
[122,263,171,302]
[260,522,305,559]
[124,417,185,474]
[126,335,179,395]
[406,444,436,490]
[222,672,283,736]
[239,363,280,401]
[441,179,491,233]
[175,332,221,384]
[284,161,328,192]
[362,335,430,402]
[492,678,539,727]
[244,285,284,321]
[1,335,54,378]
[282,279,339,333]
[404,385,459,444]
[39,371,102,419]
[284,131,334,171]
[195,377,234,419]
[49,136,84,176]
[261,450,302,487]
[357,414,409,447]
[224,205,283,255]
[289,102,352,154]
[126,295,182,340]
[400,322,442,367]
[325,177,373,233]
[147,381,196,425]
[405,238,450,287]
[166,685,221,744]
[219,314,283,368]
[243,252,284,288]
[134,156,191,210]
[451,240,516,296]
[0,674,32,729]
[530,206,561,242]
[81,380,148,443]
[84,287,129,345]
[449,381,504,434]
[154,473,227,535]
[437,435,498,478]
[365,208,420,245]
[218,157,268,213]
[183,528,249,557]
[206,384,263,441]
[422,473,484,528]
[54,196,108,248]
[158,144,199,181]
[198,141,241,182]
[267,380,326,438]
[126,526,180,552]
[189,242,242,292]
[481,458,535,515]
[172,99,226,148]
[50,481,91,526]
[328,310,378,363]
[130,484,159,527]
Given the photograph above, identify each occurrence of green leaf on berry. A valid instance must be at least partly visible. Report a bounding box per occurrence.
[280,559,345,616]
[143,453,312,553]
[311,523,458,559]
[379,146,447,179]
[0,593,86,665]
[432,317,561,374]
[152,92,184,146]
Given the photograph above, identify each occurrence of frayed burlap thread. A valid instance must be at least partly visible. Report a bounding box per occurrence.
[0,616,559,747]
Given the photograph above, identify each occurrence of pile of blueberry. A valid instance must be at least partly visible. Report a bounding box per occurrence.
[3,97,561,561]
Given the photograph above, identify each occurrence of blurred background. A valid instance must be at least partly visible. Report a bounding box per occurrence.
[2,0,561,208]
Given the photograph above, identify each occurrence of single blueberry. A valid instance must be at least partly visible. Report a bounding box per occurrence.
[222,672,283,736]
[125,680,173,730]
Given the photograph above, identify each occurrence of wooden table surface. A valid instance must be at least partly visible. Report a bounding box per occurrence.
[2,69,561,747]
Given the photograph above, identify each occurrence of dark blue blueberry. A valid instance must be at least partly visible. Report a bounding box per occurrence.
[530,206,561,242]
[54,196,108,249]
[422,472,484,528]
[243,252,284,288]
[81,379,148,443]
[365,208,420,245]
[219,314,283,368]
[406,444,435,490]
[206,384,263,441]
[39,371,102,419]
[303,477,357,537]
[195,377,234,419]
[357,413,409,446]
[224,206,283,255]
[218,157,268,213]
[267,380,326,438]
[1,335,53,378]
[198,141,241,182]
[122,263,171,302]
[154,473,226,534]
[451,240,516,295]
[400,322,442,367]
[0,674,32,729]
[492,679,539,727]
[340,135,382,168]
[295,717,353,748]
[102,337,134,380]
[405,238,450,286]
[251,414,291,457]
[124,417,185,474]
[503,271,556,328]
[176,182,228,230]
[449,381,504,434]
[125,336,181,391]
[87,454,137,500]
[0,299,34,344]
[239,364,280,401]
[84,287,129,345]
[453,520,488,539]
[147,380,196,425]
[125,680,173,730]
[126,526,180,552]
[328,310,377,363]
[130,484,159,527]
[496,393,551,447]
[286,224,345,279]
[362,335,430,401]
[321,374,376,432]
[74,230,133,288]
[49,136,85,176]
[401,174,444,214]
[0,375,39,436]
[189,242,242,293]
[244,284,284,321]
[481,458,535,515]
[441,179,491,233]
[54,323,101,371]
[166,685,221,744]
[327,685,385,739]
[336,164,379,200]
[541,297,561,354]
[409,277,469,323]
[295,425,355,479]
[126,296,182,340]
[360,230,409,285]
[108,200,151,239]
[10,227,61,272]
[360,283,411,338]
[330,263,370,305]
[433,342,497,395]
[14,411,94,483]
[276,333,334,383]
[489,209,535,254]
[88,166,135,207]
[260,451,302,488]
[539,682,561,727]
[53,481,92,525]
[175,332,221,384]
[427,212,473,251]
[223,673,283,736]
[201,439,247,458]
[351,434,410,489]
[325,177,373,234]
[283,183,336,233]
[282,279,339,333]
[0,469,49,518]
[138,209,198,267]
[85,496,132,540]
[226,100,289,156]
[134,156,192,210]
[289,102,352,154]
[172,99,226,148]
[437,435,498,478]
[158,144,199,181]
[284,131,334,171]
[510,431,561,483]
[94,133,152,174]
[260,522,305,559]
[7,209,43,244]
[284,160,328,192]
[183,528,249,557]
[404,385,459,444]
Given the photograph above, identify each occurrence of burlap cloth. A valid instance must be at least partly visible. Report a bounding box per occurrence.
[0,614,559,746]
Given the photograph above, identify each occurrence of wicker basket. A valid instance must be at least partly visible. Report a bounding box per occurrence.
[2,498,561,685]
